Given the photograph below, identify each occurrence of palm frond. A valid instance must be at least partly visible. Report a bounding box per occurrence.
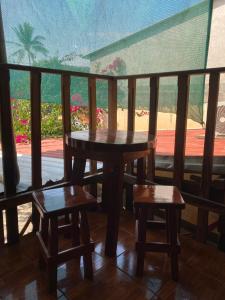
[11,49,25,63]
[33,35,46,42]
[32,45,49,56]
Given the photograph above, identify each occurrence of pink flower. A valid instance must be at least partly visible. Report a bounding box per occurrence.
[16,134,28,143]
[70,105,80,113]
[71,93,82,103]
[108,64,114,70]
[20,119,28,125]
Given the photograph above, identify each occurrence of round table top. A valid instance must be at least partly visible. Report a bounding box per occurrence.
[66,129,155,152]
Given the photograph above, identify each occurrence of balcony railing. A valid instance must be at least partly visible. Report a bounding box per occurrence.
[1,63,225,247]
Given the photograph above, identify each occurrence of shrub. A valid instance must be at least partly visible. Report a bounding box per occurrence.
[12,98,105,143]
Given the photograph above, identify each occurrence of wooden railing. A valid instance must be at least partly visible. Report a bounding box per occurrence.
[1,63,225,247]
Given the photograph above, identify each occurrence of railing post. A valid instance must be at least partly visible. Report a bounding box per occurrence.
[0,4,20,244]
[197,72,220,242]
[88,77,97,196]
[108,78,117,131]
[0,67,19,244]
[62,74,72,181]
[127,78,136,132]
[30,70,42,231]
[31,71,42,189]
[88,78,97,131]
[173,74,190,188]
[147,76,159,181]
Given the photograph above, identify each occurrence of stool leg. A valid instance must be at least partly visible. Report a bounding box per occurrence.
[64,213,71,239]
[168,208,179,281]
[71,211,80,247]
[80,210,93,279]
[166,209,171,258]
[38,216,48,270]
[48,216,58,292]
[125,184,133,211]
[136,207,147,277]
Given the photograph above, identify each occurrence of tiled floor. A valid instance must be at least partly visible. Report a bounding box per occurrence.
[1,210,225,299]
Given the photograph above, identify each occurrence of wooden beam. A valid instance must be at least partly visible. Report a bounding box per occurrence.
[61,74,72,181]
[108,78,117,131]
[173,74,190,188]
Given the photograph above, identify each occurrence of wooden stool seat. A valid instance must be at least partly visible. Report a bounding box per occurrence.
[33,185,97,216]
[133,185,185,281]
[134,185,185,208]
[33,185,97,292]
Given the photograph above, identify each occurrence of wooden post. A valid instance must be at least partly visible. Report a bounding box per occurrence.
[62,74,72,181]
[127,78,136,174]
[0,5,19,243]
[173,74,190,188]
[197,72,220,242]
[147,76,159,181]
[31,71,42,189]
[88,78,97,196]
[127,78,136,132]
[30,70,42,232]
[108,78,117,131]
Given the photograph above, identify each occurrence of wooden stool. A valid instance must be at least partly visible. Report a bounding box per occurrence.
[32,185,97,292]
[133,185,185,281]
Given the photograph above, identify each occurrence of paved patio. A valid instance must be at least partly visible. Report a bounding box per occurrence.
[12,129,225,157]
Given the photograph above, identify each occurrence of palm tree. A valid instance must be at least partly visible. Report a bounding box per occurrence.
[9,22,48,64]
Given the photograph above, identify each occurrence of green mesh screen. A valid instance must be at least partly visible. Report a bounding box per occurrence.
[1,0,212,123]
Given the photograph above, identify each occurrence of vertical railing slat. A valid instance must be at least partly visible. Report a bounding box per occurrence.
[31,70,42,189]
[127,78,136,174]
[173,74,190,188]
[30,70,42,232]
[127,78,136,132]
[62,74,72,181]
[88,77,97,131]
[88,77,97,194]
[197,72,220,242]
[147,76,159,181]
[108,78,117,131]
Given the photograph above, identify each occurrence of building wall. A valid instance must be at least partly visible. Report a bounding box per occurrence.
[90,7,208,75]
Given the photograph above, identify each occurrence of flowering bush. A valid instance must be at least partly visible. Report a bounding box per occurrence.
[100,57,126,75]
[12,95,105,143]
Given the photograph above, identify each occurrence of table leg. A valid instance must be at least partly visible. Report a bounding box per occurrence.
[104,161,124,257]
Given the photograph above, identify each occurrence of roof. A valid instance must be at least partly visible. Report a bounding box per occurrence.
[84,1,209,61]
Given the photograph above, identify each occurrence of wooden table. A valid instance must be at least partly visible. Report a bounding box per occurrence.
[66,129,155,257]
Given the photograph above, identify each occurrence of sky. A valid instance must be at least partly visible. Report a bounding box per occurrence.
[1,0,205,62]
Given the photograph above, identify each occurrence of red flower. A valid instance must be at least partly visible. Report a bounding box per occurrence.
[70,105,80,113]
[20,119,28,125]
[16,134,28,143]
